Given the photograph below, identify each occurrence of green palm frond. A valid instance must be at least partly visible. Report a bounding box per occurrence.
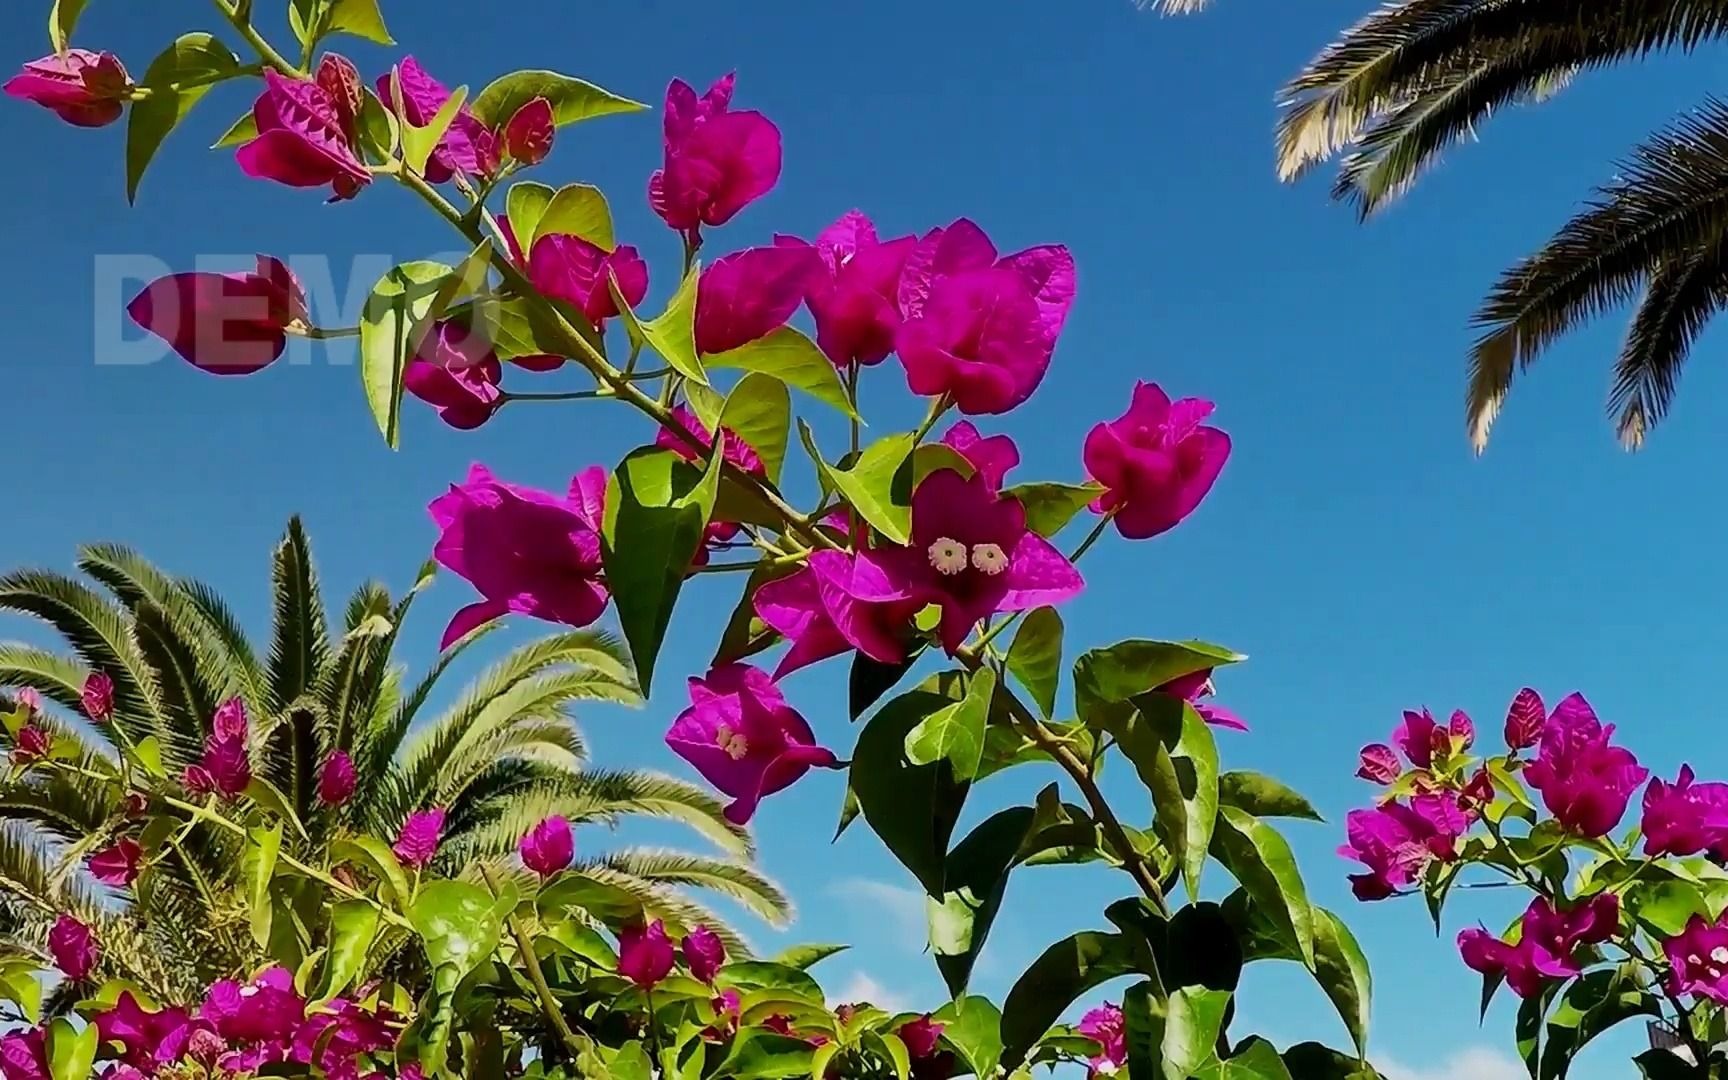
[0,772,114,842]
[0,644,97,716]
[319,581,395,754]
[267,518,330,713]
[348,622,498,791]
[1467,99,1728,448]
[571,862,756,958]
[175,577,266,703]
[130,600,219,768]
[1610,239,1728,446]
[593,849,791,926]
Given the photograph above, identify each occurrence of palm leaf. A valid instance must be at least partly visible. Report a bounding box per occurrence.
[1610,238,1728,445]
[266,517,330,713]
[593,849,791,926]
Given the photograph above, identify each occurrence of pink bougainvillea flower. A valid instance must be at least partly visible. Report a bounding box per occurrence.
[0,1027,47,1080]
[318,750,356,806]
[1392,708,1440,770]
[1154,669,1246,732]
[1077,1003,1126,1076]
[1446,709,1475,751]
[48,914,96,981]
[694,245,820,355]
[795,210,917,368]
[82,671,114,722]
[96,992,195,1070]
[212,697,248,741]
[1504,686,1546,752]
[899,1016,945,1060]
[200,731,251,798]
[404,320,503,430]
[895,219,1075,415]
[4,50,130,128]
[520,816,573,878]
[1523,692,1648,837]
[665,664,839,825]
[529,234,649,328]
[238,67,369,197]
[656,405,765,476]
[940,422,1020,491]
[428,464,610,649]
[1642,765,1728,858]
[1338,794,1466,901]
[618,920,676,989]
[1083,382,1230,540]
[1460,895,1619,998]
[393,808,445,868]
[682,925,726,983]
[10,723,50,766]
[1666,914,1728,1004]
[290,999,399,1078]
[649,74,782,241]
[503,96,554,166]
[375,56,494,183]
[1356,744,1400,785]
[127,255,308,376]
[89,837,142,886]
[860,469,1084,654]
[183,764,215,797]
[202,966,304,1045]
[12,688,41,715]
[1460,768,1495,814]
[754,549,920,677]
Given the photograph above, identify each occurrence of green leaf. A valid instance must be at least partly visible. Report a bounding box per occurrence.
[798,424,914,544]
[130,734,165,778]
[1517,981,1558,1074]
[1006,607,1064,718]
[710,328,860,419]
[851,687,973,894]
[127,34,243,203]
[0,963,41,1022]
[713,558,796,666]
[410,881,510,1075]
[1539,966,1659,1080]
[211,110,258,149]
[1217,771,1323,822]
[614,264,705,384]
[1312,909,1373,1056]
[872,1032,911,1080]
[1630,879,1708,938]
[1102,696,1219,896]
[245,823,282,949]
[1073,638,1245,720]
[1210,805,1315,968]
[1208,1038,1296,1079]
[602,446,724,691]
[850,650,920,721]
[608,1042,653,1080]
[1635,1047,1701,1079]
[715,1032,815,1078]
[715,961,823,999]
[398,77,469,176]
[359,261,453,448]
[534,183,615,250]
[470,70,647,129]
[479,294,598,363]
[537,872,650,931]
[1001,932,1140,1068]
[906,667,995,781]
[770,943,848,971]
[719,374,792,485]
[1005,481,1106,538]
[931,996,1003,1079]
[244,777,309,840]
[505,181,555,251]
[330,835,411,908]
[49,0,88,52]
[323,0,394,43]
[1280,1042,1384,1079]
[1164,987,1233,1077]
[46,1018,97,1080]
[929,804,1034,994]
[321,899,379,999]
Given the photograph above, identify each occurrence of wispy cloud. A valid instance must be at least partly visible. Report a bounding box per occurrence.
[832,971,911,1014]
[829,877,927,943]
[1379,1047,1525,1080]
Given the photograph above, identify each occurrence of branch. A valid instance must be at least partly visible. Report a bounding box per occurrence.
[482,865,587,1062]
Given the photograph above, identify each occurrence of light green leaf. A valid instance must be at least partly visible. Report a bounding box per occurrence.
[906,668,995,781]
[719,374,792,485]
[321,899,379,1000]
[245,824,282,949]
[397,77,469,177]
[244,777,309,840]
[128,34,243,203]
[714,1032,815,1078]
[505,181,555,252]
[1211,805,1315,967]
[535,183,614,251]
[1102,697,1219,896]
[324,0,393,43]
[932,996,1004,1079]
[709,327,859,419]
[1312,909,1372,1057]
[1164,987,1233,1077]
[0,963,41,1022]
[330,836,411,908]
[1218,771,1323,822]
[288,0,327,44]
[602,446,724,692]
[613,265,705,384]
[1006,607,1064,718]
[359,261,453,448]
[797,423,914,544]
[716,961,823,999]
[211,110,258,149]
[130,735,165,778]
[770,943,848,971]
[470,70,647,129]
[410,881,510,1074]
[1005,482,1106,538]
[46,1018,97,1080]
[49,0,89,52]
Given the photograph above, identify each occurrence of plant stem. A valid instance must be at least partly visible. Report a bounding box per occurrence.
[209,0,302,75]
[1069,508,1117,562]
[482,866,586,1063]
[503,390,610,403]
[911,394,952,444]
[288,324,360,340]
[129,63,264,98]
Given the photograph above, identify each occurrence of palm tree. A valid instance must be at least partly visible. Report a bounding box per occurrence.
[1278,0,1728,449]
[0,519,786,1005]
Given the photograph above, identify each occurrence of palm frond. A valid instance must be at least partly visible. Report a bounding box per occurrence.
[175,578,266,703]
[1468,98,1728,448]
[1610,238,1728,446]
[266,518,330,713]
[0,773,115,842]
[571,863,756,959]
[592,849,791,926]
[348,623,497,794]
[318,582,394,754]
[130,600,219,768]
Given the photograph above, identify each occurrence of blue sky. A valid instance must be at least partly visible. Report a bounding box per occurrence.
[7,0,1728,1075]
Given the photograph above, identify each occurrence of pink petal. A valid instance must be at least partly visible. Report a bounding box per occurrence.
[440,599,508,649]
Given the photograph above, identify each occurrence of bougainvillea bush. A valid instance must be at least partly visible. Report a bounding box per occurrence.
[1346,692,1728,1076]
[3,1,1379,1077]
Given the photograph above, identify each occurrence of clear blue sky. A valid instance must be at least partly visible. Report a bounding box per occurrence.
[7,0,1728,1075]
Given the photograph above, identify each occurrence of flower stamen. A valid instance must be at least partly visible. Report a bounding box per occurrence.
[928,537,968,576]
[715,724,749,761]
[970,542,1007,576]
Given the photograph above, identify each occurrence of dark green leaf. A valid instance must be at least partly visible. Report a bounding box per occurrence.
[1280,1042,1385,1079]
[360,261,453,448]
[244,777,309,840]
[1005,481,1106,538]
[1102,696,1219,896]
[127,34,243,203]
[716,962,822,999]
[712,329,859,419]
[1121,979,1163,1078]
[1539,966,1660,1080]
[1000,931,1139,1068]
[602,447,724,692]
[1006,607,1063,718]
[930,804,1034,994]
[321,899,379,999]
[1073,638,1245,721]
[1312,910,1372,1056]
[931,995,1003,1079]
[1634,1048,1702,1079]
[1218,771,1323,822]
[211,110,257,149]
[849,648,919,721]
[1517,982,1558,1076]
[1206,1037,1295,1079]
[1630,879,1708,938]
[714,558,797,667]
[471,70,647,129]
[851,688,972,894]
[719,373,792,485]
[537,872,649,931]
[906,667,994,781]
[715,1032,815,1078]
[1210,806,1315,967]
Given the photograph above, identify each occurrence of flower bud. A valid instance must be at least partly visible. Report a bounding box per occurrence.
[503,96,554,166]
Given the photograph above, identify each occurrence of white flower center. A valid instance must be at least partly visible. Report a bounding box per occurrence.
[970,543,1007,576]
[1711,947,1728,965]
[928,538,968,576]
[715,725,749,761]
